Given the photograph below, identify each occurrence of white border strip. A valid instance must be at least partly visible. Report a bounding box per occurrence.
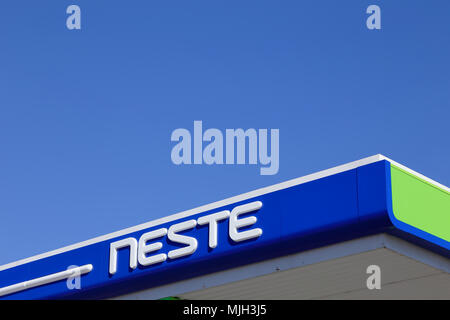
[380,156,449,192]
[0,154,447,272]
[0,264,93,297]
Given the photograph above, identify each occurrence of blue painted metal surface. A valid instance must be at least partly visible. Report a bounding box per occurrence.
[0,160,443,299]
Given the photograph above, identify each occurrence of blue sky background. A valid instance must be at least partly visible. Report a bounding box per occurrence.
[0,1,449,265]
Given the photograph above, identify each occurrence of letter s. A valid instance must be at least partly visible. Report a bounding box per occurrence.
[167,220,198,259]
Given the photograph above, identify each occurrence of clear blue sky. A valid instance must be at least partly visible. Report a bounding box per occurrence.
[0,1,449,265]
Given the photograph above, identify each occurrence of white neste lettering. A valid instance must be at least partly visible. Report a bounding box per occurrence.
[197,210,230,249]
[167,220,198,259]
[108,201,263,275]
[138,228,168,267]
[109,238,138,275]
[229,201,263,242]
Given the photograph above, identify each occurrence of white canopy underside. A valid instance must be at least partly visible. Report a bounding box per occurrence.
[114,233,450,300]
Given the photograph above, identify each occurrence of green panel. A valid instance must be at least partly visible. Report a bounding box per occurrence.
[390,164,450,242]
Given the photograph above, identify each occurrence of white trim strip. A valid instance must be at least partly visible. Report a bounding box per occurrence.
[0,264,93,297]
[0,154,447,272]
[379,155,449,192]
